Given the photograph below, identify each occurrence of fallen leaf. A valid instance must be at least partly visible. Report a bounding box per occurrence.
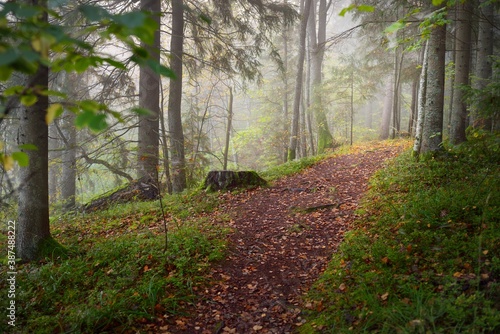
[380,292,389,301]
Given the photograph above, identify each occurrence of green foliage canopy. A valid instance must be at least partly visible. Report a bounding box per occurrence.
[0,1,173,169]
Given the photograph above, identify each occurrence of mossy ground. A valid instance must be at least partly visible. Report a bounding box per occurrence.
[301,131,500,333]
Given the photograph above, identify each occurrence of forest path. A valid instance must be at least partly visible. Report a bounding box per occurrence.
[168,142,407,333]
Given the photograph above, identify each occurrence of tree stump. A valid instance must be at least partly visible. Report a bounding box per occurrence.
[203,171,267,192]
[83,176,159,212]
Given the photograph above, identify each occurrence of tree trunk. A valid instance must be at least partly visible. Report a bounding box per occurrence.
[17,60,51,261]
[350,69,354,145]
[449,1,472,145]
[159,80,172,194]
[168,0,187,192]
[137,0,161,183]
[391,48,403,138]
[282,10,289,163]
[48,123,60,204]
[421,21,446,154]
[408,77,418,135]
[60,110,76,211]
[288,0,312,161]
[473,0,494,130]
[413,40,429,156]
[308,0,333,153]
[223,87,233,170]
[379,79,392,140]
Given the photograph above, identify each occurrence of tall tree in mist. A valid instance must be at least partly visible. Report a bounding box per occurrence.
[308,0,333,153]
[168,0,187,192]
[449,1,472,145]
[137,0,161,186]
[421,15,446,154]
[288,0,312,161]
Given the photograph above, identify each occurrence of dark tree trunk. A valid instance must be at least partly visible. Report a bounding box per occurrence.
[421,20,446,154]
[450,0,472,145]
[17,59,51,261]
[473,0,494,130]
[309,0,333,153]
[137,0,161,183]
[168,0,187,192]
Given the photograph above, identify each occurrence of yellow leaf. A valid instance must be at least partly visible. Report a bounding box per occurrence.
[31,36,42,53]
[381,292,389,301]
[46,103,63,124]
[1,154,14,171]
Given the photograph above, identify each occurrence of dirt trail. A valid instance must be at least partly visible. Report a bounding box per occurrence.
[168,143,406,333]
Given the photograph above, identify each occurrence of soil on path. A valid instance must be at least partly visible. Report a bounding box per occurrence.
[169,142,406,333]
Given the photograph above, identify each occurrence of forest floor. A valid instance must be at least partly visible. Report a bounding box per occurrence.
[166,141,407,333]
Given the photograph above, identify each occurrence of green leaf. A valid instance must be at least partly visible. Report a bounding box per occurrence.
[432,0,445,6]
[75,109,95,128]
[385,21,406,34]
[3,85,23,96]
[103,57,126,70]
[18,143,38,151]
[79,4,110,22]
[13,4,40,19]
[132,46,149,59]
[20,94,38,106]
[74,56,92,73]
[79,100,100,113]
[146,59,176,79]
[88,113,108,132]
[12,151,29,167]
[199,13,212,25]
[132,107,153,116]
[0,66,13,81]
[0,49,19,66]
[339,4,374,17]
[358,5,375,13]
[339,4,356,17]
[115,11,147,29]
[45,90,67,99]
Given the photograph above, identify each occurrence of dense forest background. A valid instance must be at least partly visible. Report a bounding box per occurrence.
[0,1,499,332]
[1,0,499,258]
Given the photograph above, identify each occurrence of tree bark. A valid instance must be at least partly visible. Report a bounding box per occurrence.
[60,110,76,211]
[449,0,472,145]
[308,0,333,153]
[17,54,51,260]
[288,0,312,161]
[421,21,446,154]
[473,0,494,130]
[137,0,161,182]
[379,79,392,140]
[282,9,289,163]
[168,0,187,192]
[413,40,429,156]
[223,87,233,170]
